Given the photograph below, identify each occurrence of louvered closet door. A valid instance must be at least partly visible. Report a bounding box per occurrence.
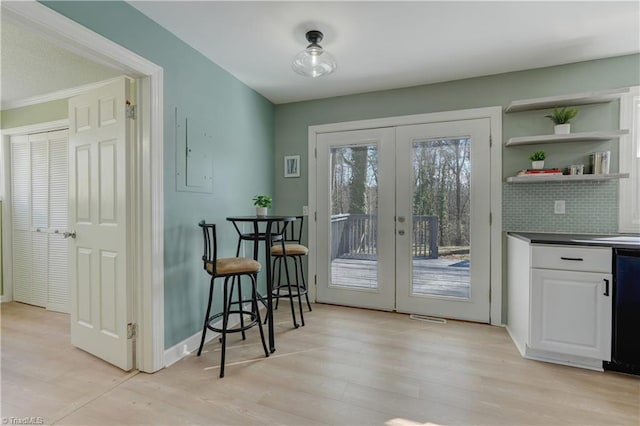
[10,135,31,305]
[10,130,69,312]
[48,132,70,312]
[30,133,50,308]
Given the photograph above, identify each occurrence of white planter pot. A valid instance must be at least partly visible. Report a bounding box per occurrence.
[256,207,268,216]
[554,124,571,135]
[531,161,544,170]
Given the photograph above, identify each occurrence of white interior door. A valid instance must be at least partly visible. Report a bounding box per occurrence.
[395,119,491,322]
[10,130,69,313]
[316,128,396,310]
[314,119,491,322]
[69,76,134,371]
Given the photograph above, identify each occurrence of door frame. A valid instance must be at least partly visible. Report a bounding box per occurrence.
[0,1,165,372]
[308,107,503,325]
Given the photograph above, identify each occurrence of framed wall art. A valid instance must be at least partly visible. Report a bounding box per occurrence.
[284,155,300,178]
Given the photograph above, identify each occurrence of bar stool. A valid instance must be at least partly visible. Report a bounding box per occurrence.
[197,221,269,378]
[271,215,312,327]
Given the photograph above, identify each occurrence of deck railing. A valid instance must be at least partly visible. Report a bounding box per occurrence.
[330,214,438,260]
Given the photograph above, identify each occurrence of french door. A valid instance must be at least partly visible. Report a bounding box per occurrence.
[316,128,396,310]
[316,119,491,322]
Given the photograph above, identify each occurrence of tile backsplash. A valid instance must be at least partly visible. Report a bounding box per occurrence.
[502,180,618,234]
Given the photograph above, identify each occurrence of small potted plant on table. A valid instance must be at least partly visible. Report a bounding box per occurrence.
[545,106,579,134]
[529,151,546,169]
[253,195,272,216]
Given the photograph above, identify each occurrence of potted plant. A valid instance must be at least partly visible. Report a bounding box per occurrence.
[545,106,579,134]
[252,195,272,216]
[529,151,546,169]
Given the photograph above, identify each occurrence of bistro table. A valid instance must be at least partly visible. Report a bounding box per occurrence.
[226,215,296,353]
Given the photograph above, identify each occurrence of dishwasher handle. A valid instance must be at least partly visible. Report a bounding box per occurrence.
[560,256,584,262]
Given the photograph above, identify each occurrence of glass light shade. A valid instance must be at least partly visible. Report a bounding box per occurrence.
[292,45,337,78]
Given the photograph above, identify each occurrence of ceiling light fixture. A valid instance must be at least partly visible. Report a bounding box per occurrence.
[292,30,337,78]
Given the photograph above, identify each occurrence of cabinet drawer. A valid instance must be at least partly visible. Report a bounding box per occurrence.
[531,244,611,273]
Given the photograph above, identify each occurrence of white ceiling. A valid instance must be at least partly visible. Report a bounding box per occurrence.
[129,1,640,104]
[1,19,121,109]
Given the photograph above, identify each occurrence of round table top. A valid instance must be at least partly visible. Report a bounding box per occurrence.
[226,215,296,222]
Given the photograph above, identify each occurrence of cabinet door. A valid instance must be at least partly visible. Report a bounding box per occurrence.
[531,269,612,361]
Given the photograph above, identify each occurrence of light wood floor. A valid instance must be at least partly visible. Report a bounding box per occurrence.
[2,301,638,425]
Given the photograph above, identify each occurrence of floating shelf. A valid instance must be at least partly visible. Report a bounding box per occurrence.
[506,130,629,147]
[505,88,630,113]
[506,173,629,183]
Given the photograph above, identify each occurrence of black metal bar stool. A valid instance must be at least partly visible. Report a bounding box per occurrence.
[197,221,269,378]
[270,215,312,327]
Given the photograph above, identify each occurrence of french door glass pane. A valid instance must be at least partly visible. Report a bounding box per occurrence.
[412,138,471,298]
[330,144,378,289]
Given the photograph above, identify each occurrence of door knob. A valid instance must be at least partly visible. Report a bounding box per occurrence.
[63,231,76,239]
[398,216,406,223]
[398,230,405,235]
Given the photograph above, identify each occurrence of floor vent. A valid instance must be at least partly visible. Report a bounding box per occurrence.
[409,314,447,324]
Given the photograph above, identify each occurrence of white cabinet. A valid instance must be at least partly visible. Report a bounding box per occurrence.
[530,269,611,361]
[507,235,612,370]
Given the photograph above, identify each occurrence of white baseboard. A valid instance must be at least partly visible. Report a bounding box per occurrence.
[505,324,604,372]
[1,295,13,303]
[505,325,526,357]
[164,328,215,368]
[164,303,265,368]
[523,346,604,372]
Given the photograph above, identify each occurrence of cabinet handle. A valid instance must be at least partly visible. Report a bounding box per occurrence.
[603,279,610,296]
[560,256,583,261]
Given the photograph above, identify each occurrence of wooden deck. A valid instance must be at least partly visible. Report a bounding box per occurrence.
[331,257,470,298]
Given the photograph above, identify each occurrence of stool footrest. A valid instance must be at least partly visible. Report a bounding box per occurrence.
[206,310,261,334]
[271,287,308,297]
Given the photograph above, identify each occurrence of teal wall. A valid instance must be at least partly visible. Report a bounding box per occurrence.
[43,1,275,348]
[274,54,640,227]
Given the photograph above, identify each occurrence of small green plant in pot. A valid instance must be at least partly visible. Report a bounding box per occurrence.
[545,106,579,135]
[529,151,546,169]
[253,195,272,216]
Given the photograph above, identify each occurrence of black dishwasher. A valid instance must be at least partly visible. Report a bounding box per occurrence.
[604,249,640,375]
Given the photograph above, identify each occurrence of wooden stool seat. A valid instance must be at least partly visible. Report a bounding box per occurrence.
[207,258,261,275]
[270,244,309,256]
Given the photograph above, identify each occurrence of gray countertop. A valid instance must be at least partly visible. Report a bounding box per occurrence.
[508,232,640,250]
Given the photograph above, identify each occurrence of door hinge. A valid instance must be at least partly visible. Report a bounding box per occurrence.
[127,323,137,339]
[314,147,317,158]
[314,211,317,222]
[126,101,137,119]
[314,275,317,286]
[489,134,493,147]
[489,212,492,226]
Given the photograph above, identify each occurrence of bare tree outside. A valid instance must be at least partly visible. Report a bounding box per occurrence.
[330,140,470,252]
[329,138,471,298]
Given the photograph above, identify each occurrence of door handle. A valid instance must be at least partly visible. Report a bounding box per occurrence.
[397,216,405,223]
[603,279,609,296]
[63,231,76,239]
[398,230,405,236]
